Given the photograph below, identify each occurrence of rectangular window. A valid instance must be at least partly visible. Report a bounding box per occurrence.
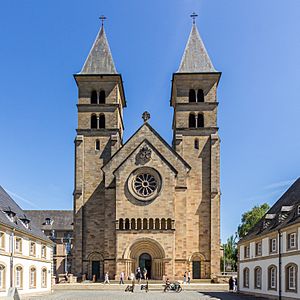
[41,245,46,258]
[255,242,262,256]
[244,245,250,258]
[0,232,4,249]
[287,233,297,249]
[30,242,36,256]
[270,238,277,253]
[15,237,22,253]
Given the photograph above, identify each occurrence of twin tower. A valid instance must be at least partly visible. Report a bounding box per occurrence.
[73,21,221,281]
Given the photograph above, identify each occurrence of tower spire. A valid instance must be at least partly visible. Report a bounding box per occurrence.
[80,19,117,74]
[177,20,216,73]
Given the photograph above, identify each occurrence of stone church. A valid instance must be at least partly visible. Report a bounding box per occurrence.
[73,21,221,281]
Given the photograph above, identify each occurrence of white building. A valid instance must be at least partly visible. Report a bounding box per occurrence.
[0,186,53,297]
[238,178,300,300]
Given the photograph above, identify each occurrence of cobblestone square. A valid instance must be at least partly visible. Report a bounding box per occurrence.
[22,291,261,300]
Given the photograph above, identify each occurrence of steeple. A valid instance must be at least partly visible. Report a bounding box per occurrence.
[178,24,216,73]
[80,25,117,74]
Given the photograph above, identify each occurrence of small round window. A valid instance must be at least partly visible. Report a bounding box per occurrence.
[128,167,162,201]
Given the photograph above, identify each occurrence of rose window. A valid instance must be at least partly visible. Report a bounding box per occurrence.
[133,173,157,197]
[128,167,162,201]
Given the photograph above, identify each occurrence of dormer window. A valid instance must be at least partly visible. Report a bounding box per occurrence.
[45,218,52,225]
[20,217,30,229]
[3,208,16,222]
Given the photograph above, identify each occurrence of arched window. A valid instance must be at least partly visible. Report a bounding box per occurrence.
[197,89,204,102]
[197,114,204,128]
[268,265,277,290]
[99,90,106,104]
[189,113,196,128]
[189,89,196,102]
[30,267,36,288]
[99,114,105,129]
[286,263,297,292]
[91,114,97,129]
[119,218,124,230]
[155,218,160,230]
[91,90,97,104]
[161,218,166,230]
[131,218,136,230]
[149,218,154,230]
[167,218,172,230]
[143,218,148,230]
[41,268,47,288]
[15,265,23,288]
[254,267,262,289]
[0,264,5,290]
[195,139,199,149]
[137,218,142,230]
[125,218,130,230]
[243,268,249,288]
[95,140,100,151]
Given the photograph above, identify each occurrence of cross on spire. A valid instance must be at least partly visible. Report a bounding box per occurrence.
[99,15,107,27]
[190,12,198,24]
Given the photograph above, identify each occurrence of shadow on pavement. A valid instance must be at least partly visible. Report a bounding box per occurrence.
[198,292,268,300]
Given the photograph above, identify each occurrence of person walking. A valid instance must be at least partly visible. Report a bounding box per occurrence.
[187,270,191,284]
[183,271,187,284]
[229,276,234,292]
[136,267,141,284]
[104,272,110,284]
[119,271,125,284]
[143,267,147,280]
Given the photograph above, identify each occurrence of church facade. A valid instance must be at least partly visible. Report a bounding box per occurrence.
[73,22,221,281]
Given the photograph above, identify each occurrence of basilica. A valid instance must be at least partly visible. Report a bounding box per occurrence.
[72,21,221,281]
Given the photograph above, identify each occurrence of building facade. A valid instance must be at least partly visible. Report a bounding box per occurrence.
[73,22,221,281]
[24,210,73,277]
[238,178,300,300]
[0,186,53,296]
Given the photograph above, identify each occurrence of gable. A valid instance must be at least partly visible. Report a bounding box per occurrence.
[102,123,190,188]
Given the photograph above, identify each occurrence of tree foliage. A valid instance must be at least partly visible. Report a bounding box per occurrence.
[221,234,238,272]
[237,203,270,239]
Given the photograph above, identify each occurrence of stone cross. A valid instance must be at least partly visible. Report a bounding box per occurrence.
[142,111,150,123]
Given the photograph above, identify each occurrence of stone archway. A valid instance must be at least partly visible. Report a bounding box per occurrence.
[188,252,206,279]
[87,252,104,281]
[123,238,165,279]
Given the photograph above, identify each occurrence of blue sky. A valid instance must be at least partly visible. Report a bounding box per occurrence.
[0,0,299,242]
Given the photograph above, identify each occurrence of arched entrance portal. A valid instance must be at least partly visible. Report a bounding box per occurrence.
[87,252,104,281]
[139,253,152,279]
[124,238,165,280]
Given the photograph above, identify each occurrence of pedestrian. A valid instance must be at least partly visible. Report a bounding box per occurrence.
[143,267,147,280]
[187,270,191,284]
[233,277,238,292]
[136,267,141,284]
[229,276,234,292]
[119,271,125,284]
[104,272,110,284]
[183,271,187,284]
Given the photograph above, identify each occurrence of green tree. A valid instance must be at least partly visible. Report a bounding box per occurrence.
[221,234,238,272]
[237,203,270,239]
